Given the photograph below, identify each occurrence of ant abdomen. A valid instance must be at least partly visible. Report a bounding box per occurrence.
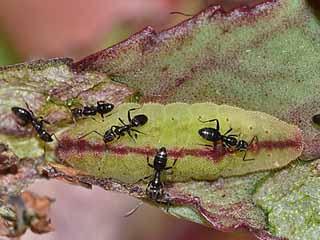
[11,107,33,124]
[131,114,148,127]
[198,127,221,141]
[11,104,55,142]
[82,106,97,116]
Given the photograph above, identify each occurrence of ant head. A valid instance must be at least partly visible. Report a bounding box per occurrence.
[104,129,116,142]
[236,140,249,151]
[146,182,163,201]
[71,108,82,117]
[39,130,54,142]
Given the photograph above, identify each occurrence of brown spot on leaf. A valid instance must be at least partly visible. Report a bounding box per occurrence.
[175,78,186,87]
[0,157,41,195]
[0,144,19,171]
[21,191,54,234]
[0,191,54,237]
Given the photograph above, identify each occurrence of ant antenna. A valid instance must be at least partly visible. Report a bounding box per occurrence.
[52,133,61,144]
[242,136,259,161]
[78,130,104,140]
[101,111,117,122]
[170,11,193,17]
[23,101,36,118]
[132,174,153,185]
[123,201,144,218]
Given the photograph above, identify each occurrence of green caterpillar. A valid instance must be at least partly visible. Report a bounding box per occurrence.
[57,103,303,183]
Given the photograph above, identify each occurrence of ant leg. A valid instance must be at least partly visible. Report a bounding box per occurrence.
[123,201,143,218]
[242,136,259,161]
[89,117,99,123]
[147,156,154,168]
[78,130,104,140]
[96,101,105,105]
[242,150,254,161]
[198,117,220,131]
[224,128,234,136]
[24,101,36,118]
[133,174,153,185]
[165,159,178,175]
[131,128,146,135]
[99,109,116,121]
[127,131,136,142]
[127,107,141,122]
[223,142,233,152]
[249,136,259,146]
[172,158,178,167]
[51,133,60,143]
[197,143,214,148]
[118,118,126,126]
[164,199,172,213]
[164,159,178,170]
[227,134,238,137]
[170,11,193,16]
[38,117,51,125]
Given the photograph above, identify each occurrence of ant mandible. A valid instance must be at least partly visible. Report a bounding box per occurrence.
[11,103,57,142]
[70,101,114,120]
[79,108,148,143]
[198,118,258,161]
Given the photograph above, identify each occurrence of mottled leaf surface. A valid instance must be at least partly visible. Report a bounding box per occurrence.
[254,160,320,240]
[0,1,319,240]
[44,164,272,238]
[0,58,134,237]
[73,0,320,160]
[0,191,54,237]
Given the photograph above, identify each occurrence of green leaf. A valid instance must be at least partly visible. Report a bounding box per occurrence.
[254,160,320,240]
[73,0,320,160]
[0,0,320,239]
[0,58,135,237]
[44,163,272,237]
[57,103,302,183]
[0,58,134,158]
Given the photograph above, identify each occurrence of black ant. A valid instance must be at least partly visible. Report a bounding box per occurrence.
[79,108,148,143]
[312,114,320,125]
[11,103,57,142]
[135,147,177,203]
[146,147,177,202]
[198,118,258,161]
[70,101,114,120]
[124,148,177,217]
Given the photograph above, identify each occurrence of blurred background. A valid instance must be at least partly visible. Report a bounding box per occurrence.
[0,1,264,239]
